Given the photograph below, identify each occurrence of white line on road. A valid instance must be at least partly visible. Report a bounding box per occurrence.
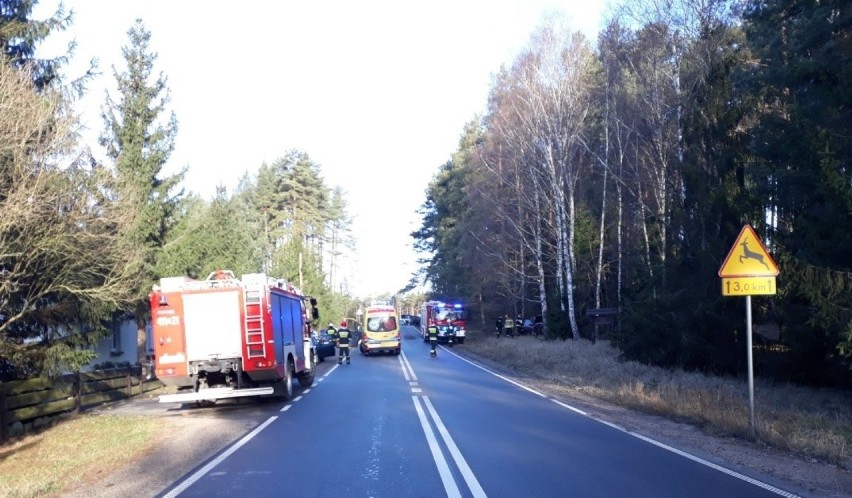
[412,396,462,498]
[399,351,418,382]
[447,349,799,497]
[422,396,487,498]
[163,416,278,498]
[324,364,339,377]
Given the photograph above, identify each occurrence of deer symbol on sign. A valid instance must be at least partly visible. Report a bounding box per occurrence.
[739,238,771,271]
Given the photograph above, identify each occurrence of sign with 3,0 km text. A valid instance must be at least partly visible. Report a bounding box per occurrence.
[719,225,779,296]
[722,277,776,296]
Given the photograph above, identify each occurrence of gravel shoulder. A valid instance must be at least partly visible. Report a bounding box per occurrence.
[58,396,263,498]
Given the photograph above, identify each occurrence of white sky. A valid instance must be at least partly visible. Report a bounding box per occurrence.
[35,0,609,297]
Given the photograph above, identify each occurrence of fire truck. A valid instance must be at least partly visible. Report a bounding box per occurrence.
[150,270,319,404]
[420,301,466,344]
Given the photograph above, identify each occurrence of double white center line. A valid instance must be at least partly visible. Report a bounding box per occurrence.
[400,352,486,498]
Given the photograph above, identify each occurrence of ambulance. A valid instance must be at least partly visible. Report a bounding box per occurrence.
[359,303,401,355]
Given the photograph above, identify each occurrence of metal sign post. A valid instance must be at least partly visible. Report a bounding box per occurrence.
[719,225,780,437]
[745,295,755,435]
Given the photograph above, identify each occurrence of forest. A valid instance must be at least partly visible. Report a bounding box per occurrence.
[0,0,849,388]
[412,0,852,387]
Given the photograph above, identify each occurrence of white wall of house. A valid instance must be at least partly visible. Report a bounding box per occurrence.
[86,319,152,370]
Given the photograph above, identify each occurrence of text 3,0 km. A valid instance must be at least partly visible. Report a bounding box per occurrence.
[722,277,777,296]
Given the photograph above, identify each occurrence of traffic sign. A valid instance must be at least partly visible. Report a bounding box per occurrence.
[718,225,780,278]
[722,277,777,296]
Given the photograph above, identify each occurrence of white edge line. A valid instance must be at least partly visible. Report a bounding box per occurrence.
[412,396,462,498]
[451,351,798,498]
[627,431,800,498]
[422,396,487,498]
[163,416,278,498]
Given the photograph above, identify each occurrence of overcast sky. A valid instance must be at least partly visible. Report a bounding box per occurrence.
[35,0,610,297]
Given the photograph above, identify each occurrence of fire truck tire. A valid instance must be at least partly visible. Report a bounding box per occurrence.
[297,362,315,387]
[458,338,465,344]
[280,360,294,400]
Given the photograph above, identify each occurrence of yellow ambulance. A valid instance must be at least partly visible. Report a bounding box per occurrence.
[359,303,401,355]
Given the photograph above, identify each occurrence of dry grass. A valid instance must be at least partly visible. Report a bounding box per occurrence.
[465,333,852,466]
[0,414,160,498]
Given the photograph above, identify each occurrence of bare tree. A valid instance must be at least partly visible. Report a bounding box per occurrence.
[0,60,142,374]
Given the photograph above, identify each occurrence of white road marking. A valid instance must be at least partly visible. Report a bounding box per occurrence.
[399,351,418,381]
[412,396,462,498]
[163,416,278,498]
[422,396,487,498]
[280,405,291,412]
[449,349,799,497]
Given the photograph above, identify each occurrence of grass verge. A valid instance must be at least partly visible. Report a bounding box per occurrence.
[464,332,852,466]
[0,414,160,498]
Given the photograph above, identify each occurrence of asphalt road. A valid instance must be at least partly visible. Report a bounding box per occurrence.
[136,325,804,498]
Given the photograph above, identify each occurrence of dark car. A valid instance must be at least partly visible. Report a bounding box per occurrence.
[314,331,336,362]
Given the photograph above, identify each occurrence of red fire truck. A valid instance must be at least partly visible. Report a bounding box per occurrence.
[150,270,319,404]
[420,301,467,344]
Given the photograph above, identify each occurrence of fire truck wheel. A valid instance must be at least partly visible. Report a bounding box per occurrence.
[281,360,294,400]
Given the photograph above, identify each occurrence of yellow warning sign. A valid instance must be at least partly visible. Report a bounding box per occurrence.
[718,225,780,278]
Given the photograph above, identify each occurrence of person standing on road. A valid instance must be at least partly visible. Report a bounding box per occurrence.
[503,314,514,337]
[326,322,338,357]
[428,323,439,356]
[515,314,523,336]
[337,321,351,365]
[495,315,504,337]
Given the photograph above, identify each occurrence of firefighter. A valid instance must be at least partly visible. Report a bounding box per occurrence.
[326,322,338,357]
[503,314,514,337]
[337,321,351,365]
[427,323,439,357]
[495,315,504,337]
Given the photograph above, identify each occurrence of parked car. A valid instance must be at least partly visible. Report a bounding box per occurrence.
[314,331,336,362]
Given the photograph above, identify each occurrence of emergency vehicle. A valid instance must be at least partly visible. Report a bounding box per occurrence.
[359,303,401,355]
[420,301,467,344]
[150,270,319,404]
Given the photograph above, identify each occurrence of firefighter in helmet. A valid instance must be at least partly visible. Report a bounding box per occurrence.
[427,322,439,357]
[337,320,351,365]
[326,322,338,357]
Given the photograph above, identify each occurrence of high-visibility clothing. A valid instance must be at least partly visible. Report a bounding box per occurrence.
[427,325,438,340]
[337,328,351,347]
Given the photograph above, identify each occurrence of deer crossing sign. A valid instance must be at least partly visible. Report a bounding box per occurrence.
[718,225,780,296]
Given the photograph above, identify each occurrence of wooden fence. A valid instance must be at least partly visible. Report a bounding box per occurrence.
[0,367,163,441]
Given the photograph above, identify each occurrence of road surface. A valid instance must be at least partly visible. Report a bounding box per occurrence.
[148,325,802,497]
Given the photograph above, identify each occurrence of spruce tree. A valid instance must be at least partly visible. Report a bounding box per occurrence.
[99,19,183,363]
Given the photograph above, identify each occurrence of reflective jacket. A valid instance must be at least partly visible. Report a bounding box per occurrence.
[427,325,438,341]
[337,328,351,347]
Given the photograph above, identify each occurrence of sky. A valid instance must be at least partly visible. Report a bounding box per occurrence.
[35,0,610,298]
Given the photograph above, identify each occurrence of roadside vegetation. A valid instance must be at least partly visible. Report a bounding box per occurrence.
[464,332,852,467]
[0,415,159,498]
